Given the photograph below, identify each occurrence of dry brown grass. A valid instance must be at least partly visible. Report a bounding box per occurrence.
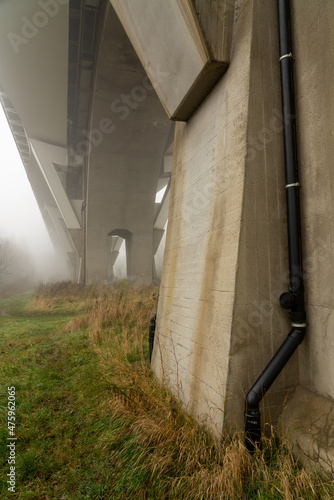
[27,280,102,312]
[96,348,333,499]
[86,286,332,498]
[31,281,334,499]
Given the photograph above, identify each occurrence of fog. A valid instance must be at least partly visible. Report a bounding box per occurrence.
[0,101,170,288]
[0,105,69,287]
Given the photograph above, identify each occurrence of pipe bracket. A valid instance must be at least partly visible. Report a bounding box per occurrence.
[279,52,293,62]
[285,182,299,189]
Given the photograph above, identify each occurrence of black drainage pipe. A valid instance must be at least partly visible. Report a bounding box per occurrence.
[244,0,306,452]
[149,313,157,363]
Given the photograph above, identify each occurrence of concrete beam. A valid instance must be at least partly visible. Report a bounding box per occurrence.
[153,228,165,255]
[0,1,68,146]
[69,229,83,256]
[109,236,124,267]
[154,187,170,231]
[110,0,231,120]
[164,155,173,175]
[30,139,81,230]
[45,205,74,254]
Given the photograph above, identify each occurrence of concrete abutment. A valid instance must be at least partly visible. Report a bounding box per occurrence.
[148,0,334,475]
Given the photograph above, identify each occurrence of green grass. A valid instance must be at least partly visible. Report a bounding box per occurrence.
[0,284,333,499]
[0,292,115,499]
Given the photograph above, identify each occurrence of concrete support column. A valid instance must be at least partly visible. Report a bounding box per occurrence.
[86,227,155,284]
[127,231,153,284]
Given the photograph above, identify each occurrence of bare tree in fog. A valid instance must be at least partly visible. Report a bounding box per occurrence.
[0,236,35,294]
[0,237,16,276]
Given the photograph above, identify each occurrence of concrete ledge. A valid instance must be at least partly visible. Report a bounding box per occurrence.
[172,60,228,121]
[110,0,232,121]
[278,386,334,477]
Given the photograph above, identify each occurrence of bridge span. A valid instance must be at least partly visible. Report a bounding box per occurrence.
[0,0,174,283]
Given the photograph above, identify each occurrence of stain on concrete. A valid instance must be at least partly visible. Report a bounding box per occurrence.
[279,385,334,477]
[188,195,226,413]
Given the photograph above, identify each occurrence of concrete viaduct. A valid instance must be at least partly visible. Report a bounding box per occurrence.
[0,0,174,284]
[1,0,334,475]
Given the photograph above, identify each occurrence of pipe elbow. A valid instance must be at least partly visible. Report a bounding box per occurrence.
[149,313,157,336]
[245,389,261,410]
[288,325,306,345]
[150,312,157,325]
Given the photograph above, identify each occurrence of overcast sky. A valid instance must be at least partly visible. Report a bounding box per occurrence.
[0,104,54,260]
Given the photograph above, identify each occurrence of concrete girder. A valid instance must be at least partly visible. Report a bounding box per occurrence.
[0,0,72,274]
[110,0,234,120]
[30,139,81,230]
[153,229,165,257]
[0,1,68,146]
[107,235,125,281]
[154,188,170,232]
[110,235,123,254]
[45,205,74,254]
[156,178,169,194]
[109,235,124,267]
[163,155,173,175]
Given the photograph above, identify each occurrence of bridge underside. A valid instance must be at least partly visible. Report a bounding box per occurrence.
[0,0,230,284]
[0,0,174,284]
[85,4,172,284]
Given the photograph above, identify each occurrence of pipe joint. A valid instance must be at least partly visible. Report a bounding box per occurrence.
[280,285,305,323]
[246,389,263,409]
[279,291,297,309]
[288,326,306,345]
[290,310,306,324]
[244,406,261,452]
[289,278,303,294]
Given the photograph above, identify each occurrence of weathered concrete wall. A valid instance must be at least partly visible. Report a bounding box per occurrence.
[153,0,253,434]
[225,0,294,429]
[278,0,334,474]
[153,0,292,432]
[153,0,334,474]
[191,0,235,61]
[292,0,334,403]
[279,386,334,476]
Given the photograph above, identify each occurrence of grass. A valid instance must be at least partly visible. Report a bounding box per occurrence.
[0,282,333,499]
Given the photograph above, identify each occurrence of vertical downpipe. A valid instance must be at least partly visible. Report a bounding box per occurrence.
[244,0,306,451]
[149,313,157,363]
